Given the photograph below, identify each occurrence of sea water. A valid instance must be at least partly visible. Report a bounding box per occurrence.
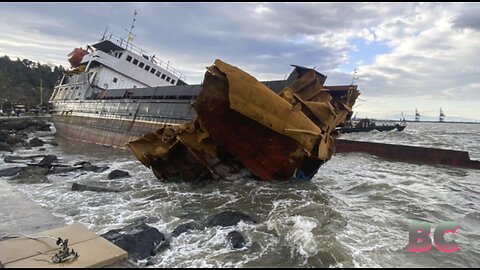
[2,122,479,267]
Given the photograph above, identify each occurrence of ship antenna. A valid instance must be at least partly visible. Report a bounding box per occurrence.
[126,10,137,49]
[101,26,109,41]
[350,68,358,85]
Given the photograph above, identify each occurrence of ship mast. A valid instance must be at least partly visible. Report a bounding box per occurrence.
[126,10,137,50]
[439,108,445,122]
[415,108,421,122]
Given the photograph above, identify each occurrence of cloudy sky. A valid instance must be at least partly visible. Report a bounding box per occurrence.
[1,2,479,121]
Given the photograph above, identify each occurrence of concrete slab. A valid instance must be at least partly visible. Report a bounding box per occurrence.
[1,223,128,268]
[0,180,64,237]
[0,223,98,264]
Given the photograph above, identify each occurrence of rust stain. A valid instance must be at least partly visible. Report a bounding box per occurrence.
[128,60,360,182]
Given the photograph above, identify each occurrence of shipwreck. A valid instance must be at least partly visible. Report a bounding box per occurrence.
[127,60,360,182]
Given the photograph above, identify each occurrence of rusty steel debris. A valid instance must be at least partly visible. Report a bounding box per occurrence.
[335,139,480,170]
[128,60,360,182]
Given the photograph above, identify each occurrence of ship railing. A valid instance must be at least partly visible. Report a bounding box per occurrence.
[101,33,186,81]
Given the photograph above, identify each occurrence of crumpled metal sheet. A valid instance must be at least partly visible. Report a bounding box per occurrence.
[128,59,359,182]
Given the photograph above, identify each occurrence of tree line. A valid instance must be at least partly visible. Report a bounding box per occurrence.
[0,55,65,111]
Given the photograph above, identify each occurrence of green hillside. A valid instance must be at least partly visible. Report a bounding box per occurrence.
[0,55,65,111]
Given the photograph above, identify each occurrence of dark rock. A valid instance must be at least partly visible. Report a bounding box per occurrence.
[49,140,59,146]
[12,165,49,183]
[73,161,90,166]
[4,155,45,163]
[227,231,246,249]
[108,170,130,180]
[38,155,58,167]
[101,221,166,261]
[6,135,22,146]
[0,130,9,142]
[0,142,13,152]
[29,137,44,147]
[207,211,257,227]
[35,122,51,132]
[78,162,109,173]
[171,222,203,238]
[152,240,170,254]
[0,119,50,132]
[0,167,23,177]
[71,182,127,192]
[48,166,79,174]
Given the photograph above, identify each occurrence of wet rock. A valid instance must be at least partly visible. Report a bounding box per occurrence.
[28,137,44,147]
[4,155,45,164]
[0,130,9,142]
[207,211,257,227]
[101,221,166,261]
[73,161,90,166]
[108,170,130,179]
[77,162,109,173]
[171,222,203,238]
[0,142,13,152]
[0,167,23,177]
[227,231,246,249]
[152,240,170,254]
[49,140,59,146]
[38,155,58,167]
[0,119,50,132]
[35,122,51,132]
[48,166,79,174]
[6,135,23,146]
[71,182,127,193]
[12,165,49,183]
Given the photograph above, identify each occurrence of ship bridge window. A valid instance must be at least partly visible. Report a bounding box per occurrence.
[166,76,171,82]
[113,77,118,83]
[126,55,132,62]
[117,52,123,58]
[155,71,161,77]
[161,74,166,79]
[171,79,176,85]
[150,68,156,74]
[139,62,145,68]
[145,65,150,72]
[132,59,139,65]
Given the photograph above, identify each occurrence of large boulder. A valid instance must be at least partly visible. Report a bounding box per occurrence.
[12,165,49,183]
[227,231,246,249]
[102,221,166,261]
[207,211,257,227]
[28,137,44,147]
[108,170,130,180]
[38,155,58,167]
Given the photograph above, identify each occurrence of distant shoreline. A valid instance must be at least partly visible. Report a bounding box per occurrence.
[375,119,479,124]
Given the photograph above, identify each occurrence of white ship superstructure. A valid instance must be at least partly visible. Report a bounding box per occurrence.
[50,33,186,102]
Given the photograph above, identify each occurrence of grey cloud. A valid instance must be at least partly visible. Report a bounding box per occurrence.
[454,6,480,31]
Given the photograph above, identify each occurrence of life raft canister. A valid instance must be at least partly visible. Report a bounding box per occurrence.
[67,48,87,68]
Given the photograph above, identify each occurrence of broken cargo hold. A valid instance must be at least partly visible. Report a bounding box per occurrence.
[127,60,360,182]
